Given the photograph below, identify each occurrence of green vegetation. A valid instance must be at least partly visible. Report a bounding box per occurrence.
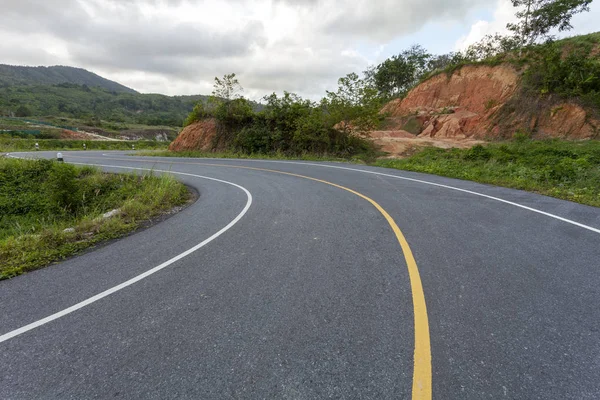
[0,116,179,141]
[183,73,381,158]
[376,139,600,207]
[521,34,600,109]
[428,32,600,111]
[0,83,207,126]
[366,45,434,99]
[136,149,375,163]
[0,158,190,279]
[507,0,592,46]
[365,0,597,103]
[0,65,136,93]
[0,138,169,152]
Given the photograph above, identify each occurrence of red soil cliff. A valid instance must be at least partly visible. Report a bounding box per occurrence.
[378,64,598,142]
[169,119,220,152]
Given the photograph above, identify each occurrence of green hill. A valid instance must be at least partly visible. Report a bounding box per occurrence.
[0,65,137,94]
[0,84,208,126]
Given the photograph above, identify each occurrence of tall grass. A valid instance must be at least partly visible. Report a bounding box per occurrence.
[376,139,600,207]
[0,158,190,279]
[0,138,170,152]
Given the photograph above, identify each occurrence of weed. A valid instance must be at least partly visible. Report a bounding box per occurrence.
[0,158,190,279]
[0,138,169,152]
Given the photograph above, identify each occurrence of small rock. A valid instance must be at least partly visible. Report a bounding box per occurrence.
[63,228,76,233]
[103,209,120,219]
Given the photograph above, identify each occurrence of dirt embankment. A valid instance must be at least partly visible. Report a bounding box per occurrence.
[168,64,598,158]
[373,64,599,157]
[169,118,221,152]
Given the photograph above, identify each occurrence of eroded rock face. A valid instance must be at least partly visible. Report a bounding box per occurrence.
[386,65,520,117]
[169,119,219,152]
[538,103,598,139]
[419,110,481,139]
[378,64,598,141]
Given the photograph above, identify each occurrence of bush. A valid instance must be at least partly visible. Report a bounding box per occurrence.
[521,40,600,108]
[184,102,210,127]
[233,122,272,154]
[44,163,80,214]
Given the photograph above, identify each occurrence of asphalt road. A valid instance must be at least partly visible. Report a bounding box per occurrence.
[1,151,599,399]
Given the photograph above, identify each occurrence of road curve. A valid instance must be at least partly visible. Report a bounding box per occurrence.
[1,151,599,399]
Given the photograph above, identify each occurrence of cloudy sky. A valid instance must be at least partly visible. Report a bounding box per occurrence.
[1,0,598,100]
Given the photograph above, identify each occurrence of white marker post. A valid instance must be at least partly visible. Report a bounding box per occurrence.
[132,144,135,150]
[83,143,87,150]
[57,153,64,162]
[35,142,39,151]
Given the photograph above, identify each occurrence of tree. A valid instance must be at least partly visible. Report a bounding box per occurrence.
[207,73,253,129]
[371,45,432,98]
[322,72,382,136]
[508,0,593,46]
[211,73,243,101]
[462,34,521,61]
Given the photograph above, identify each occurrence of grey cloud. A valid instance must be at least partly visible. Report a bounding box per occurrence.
[322,0,490,41]
[67,20,266,65]
[0,0,498,98]
[0,0,267,76]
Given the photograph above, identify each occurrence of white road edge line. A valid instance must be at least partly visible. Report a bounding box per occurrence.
[121,155,600,235]
[0,161,253,344]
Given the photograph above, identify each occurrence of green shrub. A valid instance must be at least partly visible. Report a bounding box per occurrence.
[521,40,600,108]
[44,163,80,213]
[184,102,210,127]
[464,145,492,161]
[233,122,272,154]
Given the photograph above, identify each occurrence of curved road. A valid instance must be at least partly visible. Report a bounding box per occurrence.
[1,151,599,399]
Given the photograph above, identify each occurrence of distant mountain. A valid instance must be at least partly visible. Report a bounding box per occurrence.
[0,65,137,94]
[0,84,208,126]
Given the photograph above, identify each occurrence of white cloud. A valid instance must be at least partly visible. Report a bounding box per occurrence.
[455,0,515,50]
[2,0,596,99]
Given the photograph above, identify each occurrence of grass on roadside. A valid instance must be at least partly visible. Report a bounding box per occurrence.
[375,139,600,207]
[0,138,170,153]
[0,157,190,279]
[135,149,376,163]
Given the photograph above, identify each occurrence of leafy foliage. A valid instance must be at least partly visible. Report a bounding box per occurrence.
[322,73,383,136]
[185,74,378,157]
[522,39,600,106]
[508,0,593,45]
[367,45,432,98]
[15,105,32,117]
[184,102,210,127]
[462,34,521,61]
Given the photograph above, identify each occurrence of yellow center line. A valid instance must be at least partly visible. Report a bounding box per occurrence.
[71,154,432,399]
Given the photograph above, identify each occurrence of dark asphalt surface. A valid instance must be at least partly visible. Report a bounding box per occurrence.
[1,151,599,399]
